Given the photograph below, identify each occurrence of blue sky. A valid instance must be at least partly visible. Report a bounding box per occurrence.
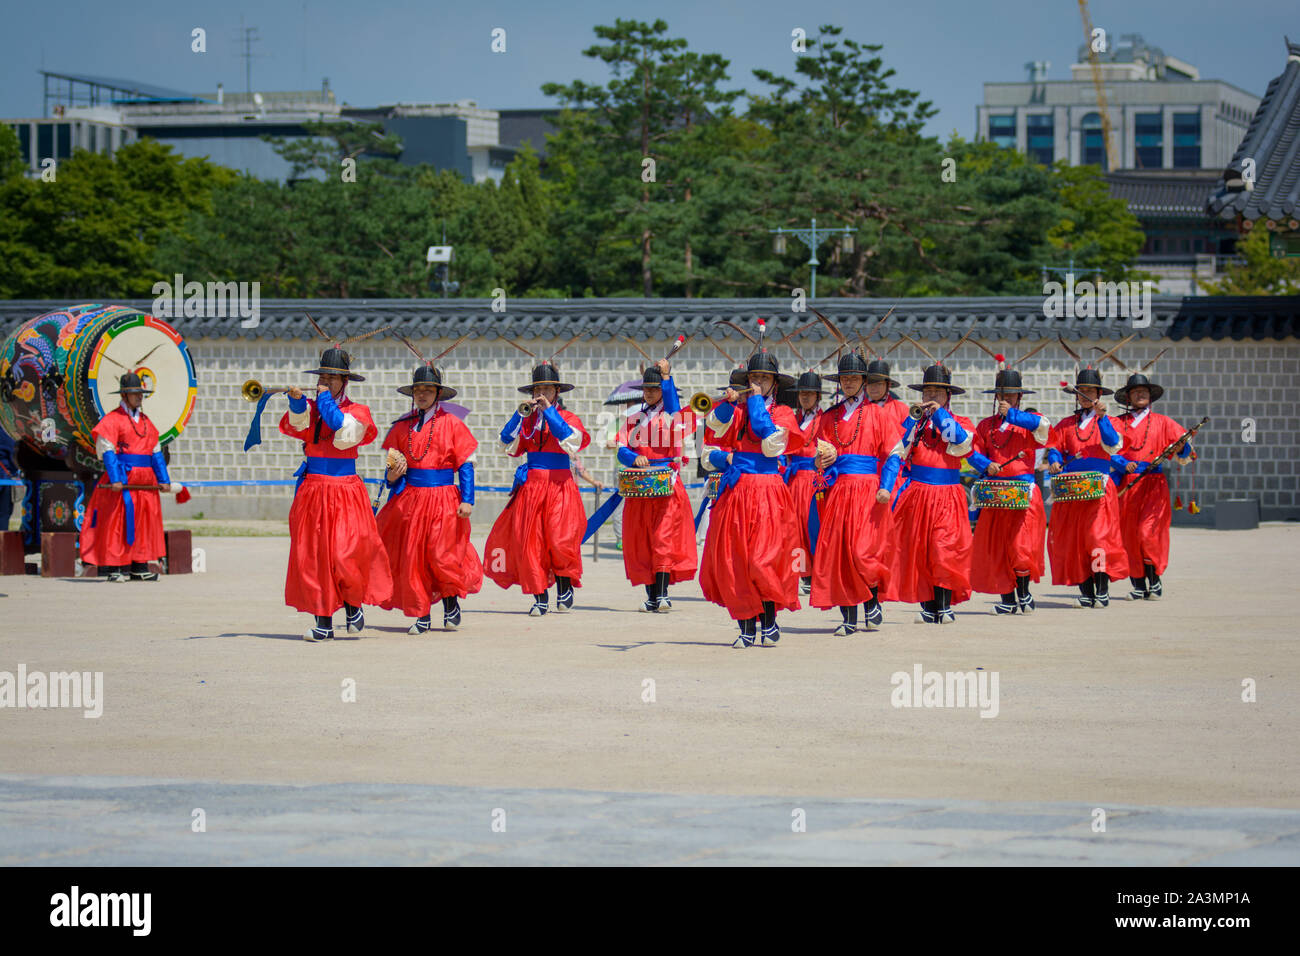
[3,0,1294,140]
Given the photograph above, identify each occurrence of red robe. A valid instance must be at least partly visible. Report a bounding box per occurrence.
[1115,409,1188,576]
[886,409,975,604]
[969,413,1047,595]
[617,401,697,586]
[1046,412,1129,585]
[810,399,901,608]
[80,406,167,566]
[375,408,483,616]
[785,407,822,568]
[699,397,801,618]
[484,407,590,595]
[280,394,392,615]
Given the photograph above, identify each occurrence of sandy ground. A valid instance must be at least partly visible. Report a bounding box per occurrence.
[1,525,1296,808]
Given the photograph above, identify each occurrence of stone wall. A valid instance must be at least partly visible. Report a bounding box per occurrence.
[150,334,1298,525]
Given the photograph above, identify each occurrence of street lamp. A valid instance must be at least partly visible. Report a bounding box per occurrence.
[769,217,856,300]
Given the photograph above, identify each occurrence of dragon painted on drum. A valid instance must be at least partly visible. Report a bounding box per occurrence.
[0,304,197,470]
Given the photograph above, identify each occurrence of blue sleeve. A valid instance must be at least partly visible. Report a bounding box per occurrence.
[930,406,968,445]
[708,450,730,471]
[1046,448,1064,466]
[1178,440,1193,459]
[711,401,735,424]
[745,394,777,439]
[150,451,171,485]
[901,416,918,443]
[968,451,992,474]
[617,446,639,467]
[662,375,680,416]
[1004,407,1041,432]
[288,392,308,414]
[1098,415,1119,447]
[500,411,522,445]
[315,389,344,432]
[1110,454,1130,471]
[542,406,574,441]
[880,454,902,492]
[101,449,127,484]
[457,461,475,506]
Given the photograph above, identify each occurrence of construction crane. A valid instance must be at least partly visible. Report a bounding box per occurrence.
[1078,0,1119,170]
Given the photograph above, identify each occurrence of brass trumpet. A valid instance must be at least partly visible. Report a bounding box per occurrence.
[907,403,933,420]
[241,379,314,403]
[518,399,540,416]
[689,386,756,414]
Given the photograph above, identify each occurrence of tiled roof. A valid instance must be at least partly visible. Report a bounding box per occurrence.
[2,296,1297,343]
[1107,170,1222,220]
[1207,38,1300,223]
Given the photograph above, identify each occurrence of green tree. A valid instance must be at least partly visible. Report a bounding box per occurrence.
[1200,226,1300,294]
[263,119,403,180]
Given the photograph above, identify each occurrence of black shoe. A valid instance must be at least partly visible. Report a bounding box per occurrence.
[1128,576,1148,601]
[862,600,883,630]
[799,576,811,595]
[733,618,757,648]
[732,632,755,648]
[343,603,364,636]
[915,601,937,624]
[555,589,574,612]
[759,623,780,646]
[655,597,672,612]
[1093,573,1110,608]
[305,614,334,642]
[933,587,953,624]
[833,622,856,637]
[528,600,549,617]
[442,596,462,630]
[1077,577,1096,609]
[993,592,1019,615]
[1144,564,1163,600]
[130,569,160,581]
[408,615,433,634]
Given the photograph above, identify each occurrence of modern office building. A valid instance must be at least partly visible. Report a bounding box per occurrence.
[5,72,558,185]
[978,35,1259,171]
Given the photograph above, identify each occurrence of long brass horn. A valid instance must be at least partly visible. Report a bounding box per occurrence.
[241,379,311,403]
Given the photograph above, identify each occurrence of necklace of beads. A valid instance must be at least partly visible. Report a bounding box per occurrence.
[125,406,148,440]
[1124,410,1155,453]
[831,397,865,449]
[1074,409,1101,442]
[406,404,438,461]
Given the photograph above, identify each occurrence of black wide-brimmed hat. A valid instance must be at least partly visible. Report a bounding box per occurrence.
[982,368,1035,395]
[746,350,795,389]
[111,372,153,395]
[304,347,364,382]
[1115,372,1164,406]
[719,366,749,389]
[826,351,871,383]
[795,370,823,394]
[637,366,666,389]
[1067,367,1113,396]
[518,362,574,394]
[398,364,457,400]
[865,358,901,388]
[908,364,965,395]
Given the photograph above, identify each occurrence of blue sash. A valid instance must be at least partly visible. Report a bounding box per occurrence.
[582,457,673,543]
[1064,456,1120,485]
[292,456,357,493]
[387,466,454,501]
[716,451,780,499]
[783,455,815,484]
[891,464,961,512]
[510,451,573,496]
[807,455,879,554]
[114,454,154,545]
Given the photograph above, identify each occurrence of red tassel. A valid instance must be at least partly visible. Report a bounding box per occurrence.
[1174,495,1183,511]
[1188,500,1200,515]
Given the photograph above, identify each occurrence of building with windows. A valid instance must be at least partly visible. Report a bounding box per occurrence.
[4,72,559,185]
[978,35,1259,171]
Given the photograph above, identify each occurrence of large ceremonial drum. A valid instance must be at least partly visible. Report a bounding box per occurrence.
[618,466,674,498]
[1051,470,1107,502]
[0,304,197,469]
[973,478,1032,510]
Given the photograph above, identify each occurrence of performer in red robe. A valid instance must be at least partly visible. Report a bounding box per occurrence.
[281,347,393,641]
[784,370,824,596]
[810,352,904,635]
[694,365,747,550]
[1045,366,1129,607]
[80,373,172,581]
[616,360,696,611]
[699,350,800,648]
[968,367,1049,614]
[887,363,975,624]
[376,364,482,632]
[1112,372,1194,601]
[484,362,590,615]
[864,358,910,439]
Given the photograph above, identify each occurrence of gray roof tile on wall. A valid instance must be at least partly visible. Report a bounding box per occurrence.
[2,296,1298,345]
